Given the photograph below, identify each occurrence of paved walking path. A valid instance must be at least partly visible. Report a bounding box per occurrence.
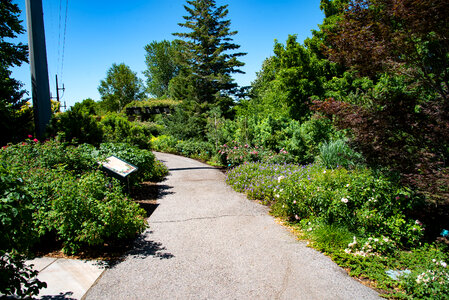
[84,152,380,299]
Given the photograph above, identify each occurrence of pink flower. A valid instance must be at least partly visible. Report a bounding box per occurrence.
[395,196,400,200]
[33,138,39,142]
[28,134,32,138]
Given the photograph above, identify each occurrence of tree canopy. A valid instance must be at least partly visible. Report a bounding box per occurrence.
[0,0,32,146]
[144,40,182,98]
[98,63,145,113]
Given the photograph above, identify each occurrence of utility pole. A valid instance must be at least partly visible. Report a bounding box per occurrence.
[55,75,66,112]
[25,0,52,139]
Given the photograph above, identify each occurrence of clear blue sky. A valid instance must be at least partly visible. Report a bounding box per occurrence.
[12,0,324,110]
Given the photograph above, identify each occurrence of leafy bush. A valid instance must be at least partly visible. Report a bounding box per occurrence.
[218,141,293,167]
[317,138,364,169]
[151,135,178,153]
[175,139,214,161]
[0,138,167,255]
[0,163,46,297]
[34,169,146,254]
[100,113,152,148]
[48,107,104,146]
[226,162,422,247]
[401,246,449,299]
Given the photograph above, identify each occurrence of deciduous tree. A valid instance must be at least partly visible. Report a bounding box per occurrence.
[98,63,145,113]
[143,40,182,98]
[0,0,32,145]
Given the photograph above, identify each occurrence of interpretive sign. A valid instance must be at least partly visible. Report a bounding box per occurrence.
[100,156,137,178]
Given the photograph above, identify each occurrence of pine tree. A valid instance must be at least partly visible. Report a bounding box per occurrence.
[173,0,246,115]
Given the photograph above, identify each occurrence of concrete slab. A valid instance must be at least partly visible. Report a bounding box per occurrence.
[27,258,104,300]
[27,256,58,272]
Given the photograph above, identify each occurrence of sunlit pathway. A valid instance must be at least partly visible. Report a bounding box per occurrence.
[85,152,380,299]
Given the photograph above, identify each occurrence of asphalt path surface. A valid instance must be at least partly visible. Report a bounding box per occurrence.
[85,152,380,299]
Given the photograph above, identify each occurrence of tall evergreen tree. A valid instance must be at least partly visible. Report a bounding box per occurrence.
[173,0,246,115]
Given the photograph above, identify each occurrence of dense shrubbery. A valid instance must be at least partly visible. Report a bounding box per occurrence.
[48,99,155,149]
[0,137,168,255]
[227,162,422,247]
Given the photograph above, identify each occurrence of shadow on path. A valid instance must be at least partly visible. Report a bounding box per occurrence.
[40,292,76,300]
[127,232,175,260]
[169,166,219,171]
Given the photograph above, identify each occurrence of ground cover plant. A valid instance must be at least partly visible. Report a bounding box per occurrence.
[226,162,449,298]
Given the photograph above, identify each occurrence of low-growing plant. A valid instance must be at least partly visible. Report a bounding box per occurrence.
[219,141,293,167]
[226,162,423,247]
[317,138,364,169]
[151,134,178,153]
[400,245,449,299]
[175,139,214,161]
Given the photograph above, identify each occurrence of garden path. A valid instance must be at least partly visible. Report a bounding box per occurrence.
[84,152,380,299]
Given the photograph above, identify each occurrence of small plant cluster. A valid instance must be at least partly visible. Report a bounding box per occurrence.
[218,141,293,167]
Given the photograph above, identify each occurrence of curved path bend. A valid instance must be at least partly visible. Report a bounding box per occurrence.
[85,152,380,300]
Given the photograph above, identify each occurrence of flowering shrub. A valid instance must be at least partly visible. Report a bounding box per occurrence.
[344,236,397,257]
[0,137,168,254]
[402,246,449,298]
[219,140,293,167]
[226,162,422,246]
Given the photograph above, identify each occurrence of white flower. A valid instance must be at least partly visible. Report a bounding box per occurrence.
[295,214,299,220]
[293,200,296,204]
[307,227,313,232]
[275,194,280,198]
[441,261,447,268]
[323,170,327,174]
[344,248,351,254]
[277,176,285,183]
[346,184,350,187]
[341,197,349,203]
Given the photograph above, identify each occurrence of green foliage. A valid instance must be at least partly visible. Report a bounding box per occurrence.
[101,113,152,149]
[227,162,422,247]
[401,245,449,299]
[124,98,181,110]
[175,139,213,161]
[0,253,46,298]
[317,138,364,169]
[218,141,292,167]
[144,40,182,98]
[98,63,146,113]
[172,0,246,116]
[0,138,167,255]
[49,102,104,146]
[151,135,178,153]
[162,106,206,140]
[0,163,46,297]
[0,0,33,146]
